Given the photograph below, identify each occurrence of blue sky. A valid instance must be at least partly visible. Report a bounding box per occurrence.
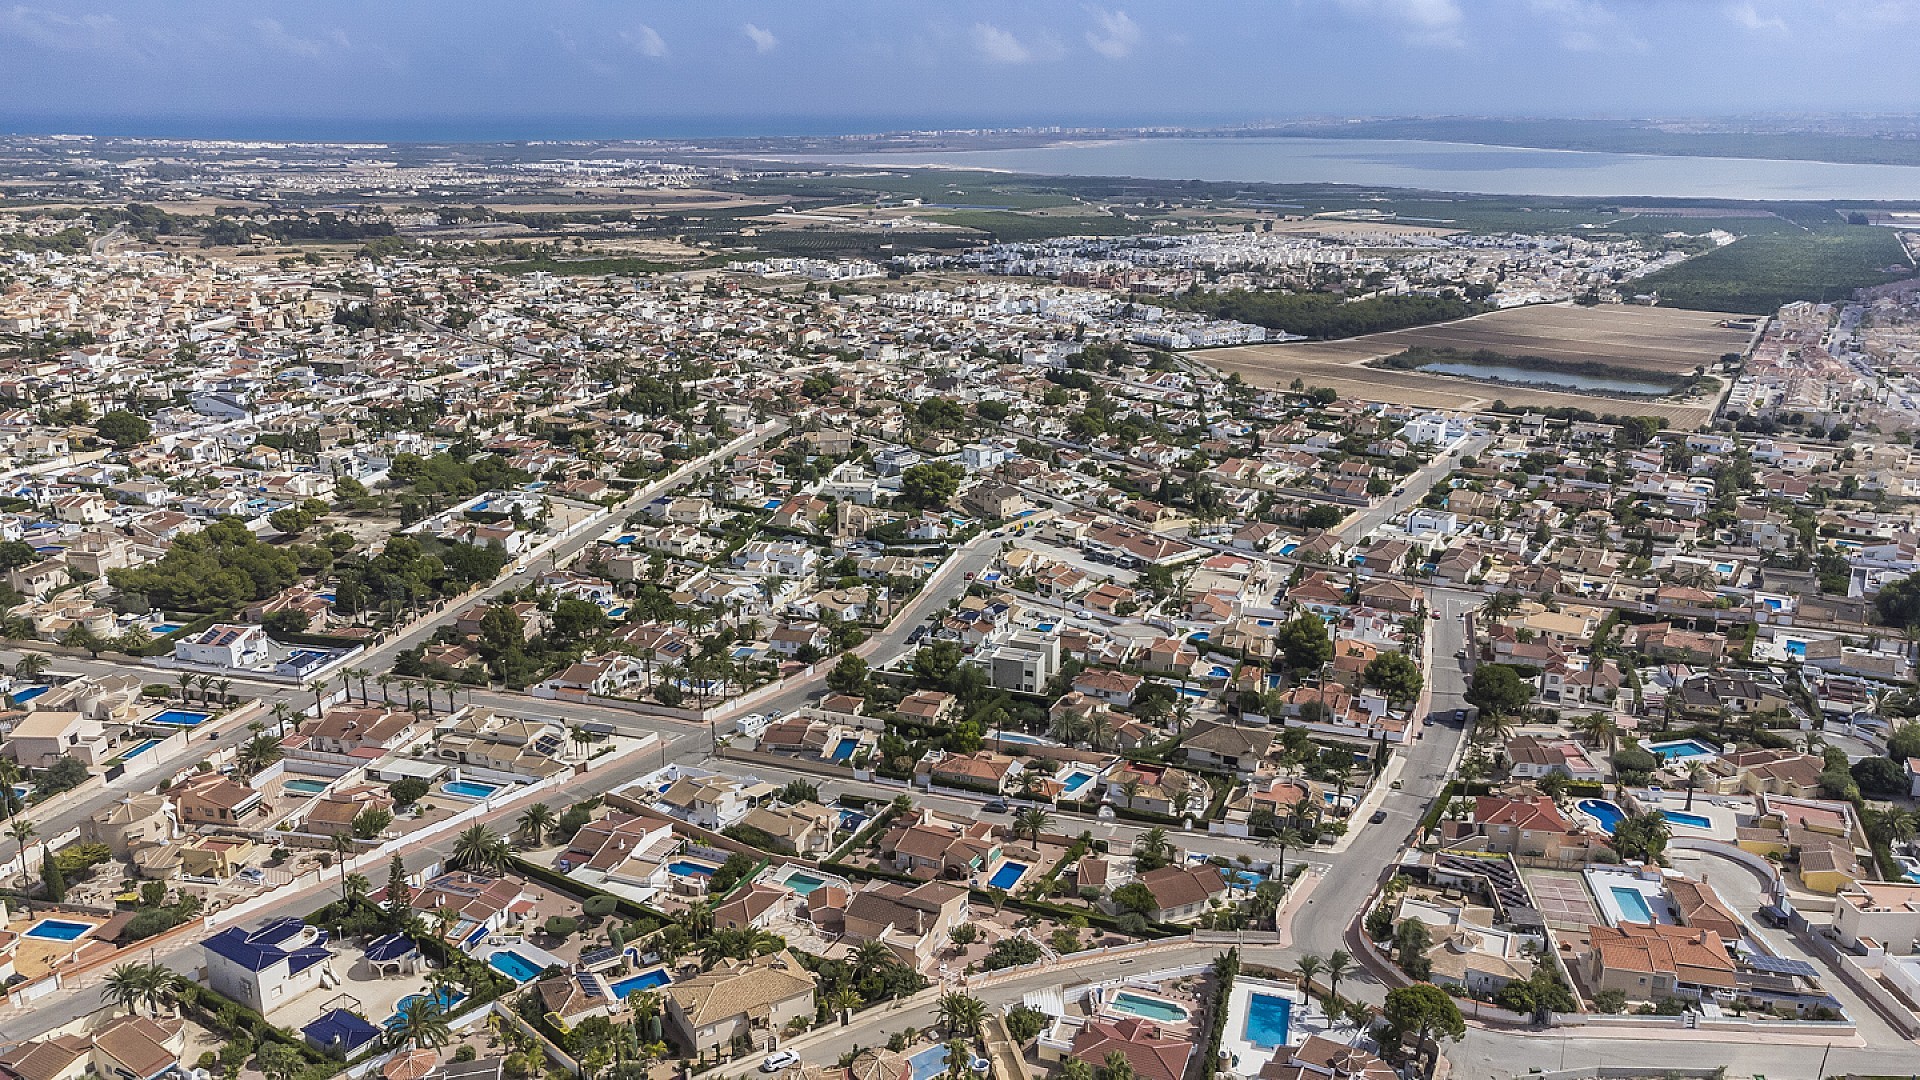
[2,1,1917,138]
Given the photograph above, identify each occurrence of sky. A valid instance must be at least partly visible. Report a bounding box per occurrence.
[2,0,1919,139]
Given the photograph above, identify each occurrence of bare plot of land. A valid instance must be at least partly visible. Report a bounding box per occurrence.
[1197,303,1751,427]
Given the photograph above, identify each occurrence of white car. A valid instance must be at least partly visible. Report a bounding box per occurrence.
[762,1051,800,1073]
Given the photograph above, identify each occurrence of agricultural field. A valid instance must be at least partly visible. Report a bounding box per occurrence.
[1633,223,1914,314]
[1196,302,1754,428]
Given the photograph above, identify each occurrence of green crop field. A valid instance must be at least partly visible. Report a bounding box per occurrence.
[1634,225,1913,313]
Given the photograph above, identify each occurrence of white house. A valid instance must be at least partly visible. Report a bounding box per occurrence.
[202,917,334,1017]
[174,623,272,669]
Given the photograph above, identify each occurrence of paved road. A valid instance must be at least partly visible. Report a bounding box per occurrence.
[1334,432,1494,543]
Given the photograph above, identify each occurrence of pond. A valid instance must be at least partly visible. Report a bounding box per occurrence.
[1416,361,1676,397]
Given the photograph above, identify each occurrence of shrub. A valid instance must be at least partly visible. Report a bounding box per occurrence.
[542,916,578,939]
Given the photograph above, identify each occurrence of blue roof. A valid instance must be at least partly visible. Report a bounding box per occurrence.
[364,933,419,963]
[204,917,330,973]
[303,1009,381,1054]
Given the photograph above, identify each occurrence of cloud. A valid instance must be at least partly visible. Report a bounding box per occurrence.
[742,22,777,54]
[0,6,126,53]
[1335,0,1465,47]
[252,17,347,58]
[621,24,667,58]
[1085,7,1141,59]
[1723,2,1788,33]
[1528,0,1644,53]
[972,22,1032,63]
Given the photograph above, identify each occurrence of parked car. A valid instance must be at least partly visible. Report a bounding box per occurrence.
[1370,810,1389,825]
[762,1052,800,1073]
[982,799,1009,813]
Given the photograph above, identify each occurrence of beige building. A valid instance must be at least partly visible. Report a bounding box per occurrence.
[1834,881,1920,955]
[5,710,111,767]
[82,794,171,858]
[664,950,816,1061]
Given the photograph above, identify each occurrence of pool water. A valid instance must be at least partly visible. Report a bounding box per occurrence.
[1646,739,1717,761]
[667,860,714,878]
[120,738,163,760]
[1060,769,1096,794]
[1577,798,1626,835]
[149,709,211,726]
[785,872,827,896]
[1609,886,1657,924]
[487,950,545,983]
[151,623,184,635]
[1661,810,1713,829]
[988,861,1028,890]
[1242,992,1292,1048]
[608,968,672,998]
[10,685,47,702]
[284,778,330,795]
[1109,991,1189,1022]
[830,737,859,762]
[385,988,465,1028]
[908,1045,948,1080]
[1230,869,1265,887]
[1206,665,1231,678]
[24,918,93,941]
[442,780,502,799]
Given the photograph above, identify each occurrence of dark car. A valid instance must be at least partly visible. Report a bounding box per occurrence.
[1370,809,1389,825]
[982,799,1009,813]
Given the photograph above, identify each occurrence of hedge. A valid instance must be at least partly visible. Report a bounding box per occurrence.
[1202,949,1240,1076]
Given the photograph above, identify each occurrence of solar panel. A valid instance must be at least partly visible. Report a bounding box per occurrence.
[580,946,619,966]
[1742,954,1818,978]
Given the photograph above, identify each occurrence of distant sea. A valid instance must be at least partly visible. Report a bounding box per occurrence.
[765,136,1920,202]
[0,114,934,143]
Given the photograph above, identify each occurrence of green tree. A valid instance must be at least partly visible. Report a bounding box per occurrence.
[451,824,509,874]
[1276,614,1333,672]
[826,653,870,695]
[1380,984,1464,1077]
[94,409,152,447]
[1362,650,1424,708]
[1610,812,1672,863]
[384,854,412,925]
[1466,663,1533,719]
[40,849,63,902]
[1394,919,1433,981]
[900,462,964,509]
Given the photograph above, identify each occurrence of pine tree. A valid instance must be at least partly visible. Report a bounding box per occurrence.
[384,854,412,927]
[41,851,64,903]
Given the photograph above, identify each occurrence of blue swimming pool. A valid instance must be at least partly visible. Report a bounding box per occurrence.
[487,950,545,983]
[1243,992,1292,1048]
[785,871,828,896]
[1609,886,1657,924]
[608,968,672,998]
[284,778,329,795]
[988,861,1028,890]
[1060,769,1096,794]
[119,738,163,760]
[1662,810,1713,829]
[830,737,859,762]
[1646,739,1717,761]
[385,988,465,1028]
[1230,869,1265,887]
[1207,665,1231,678]
[10,685,47,702]
[149,709,211,726]
[1108,991,1189,1022]
[442,780,502,799]
[1577,798,1626,835]
[667,860,714,878]
[24,918,94,941]
[908,1045,948,1080]
[151,622,184,635]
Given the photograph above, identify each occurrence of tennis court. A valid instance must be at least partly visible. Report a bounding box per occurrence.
[1524,870,1601,930]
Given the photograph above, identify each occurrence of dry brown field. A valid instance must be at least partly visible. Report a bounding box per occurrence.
[1196,302,1753,428]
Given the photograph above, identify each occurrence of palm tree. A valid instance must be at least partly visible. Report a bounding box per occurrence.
[378,674,394,705]
[517,803,556,847]
[12,653,49,680]
[829,987,862,1026]
[391,996,452,1051]
[1262,827,1294,879]
[306,679,330,717]
[1324,949,1352,1005]
[851,941,892,974]
[214,678,232,706]
[1573,712,1616,750]
[104,962,152,1016]
[1012,808,1052,846]
[1295,954,1322,1005]
[177,672,194,703]
[8,817,35,900]
[451,824,509,875]
[342,872,371,911]
[270,701,297,737]
[195,674,215,703]
[937,992,985,1038]
[1683,762,1707,812]
[0,758,20,821]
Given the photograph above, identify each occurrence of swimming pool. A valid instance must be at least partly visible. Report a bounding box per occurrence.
[24,918,94,941]
[1230,869,1265,887]
[1206,665,1231,679]
[1785,640,1808,659]
[151,623,184,635]
[988,861,1028,890]
[1646,739,1717,761]
[442,780,502,800]
[608,968,672,998]
[487,950,545,983]
[785,871,827,895]
[385,988,465,1028]
[1060,769,1096,794]
[990,731,1048,745]
[1609,886,1657,924]
[284,778,329,795]
[10,685,46,702]
[830,737,859,762]
[1577,798,1626,835]
[1109,991,1190,1023]
[1662,810,1713,830]
[119,738,164,761]
[667,860,715,878]
[148,709,211,727]
[1242,993,1292,1048]
[908,1045,948,1080]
